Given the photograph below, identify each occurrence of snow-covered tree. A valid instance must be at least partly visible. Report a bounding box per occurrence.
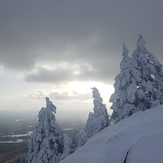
[72,88,109,150]
[72,130,88,150]
[132,34,163,109]
[146,51,163,106]
[60,134,72,161]
[110,43,141,122]
[85,87,109,138]
[110,35,163,123]
[25,97,63,163]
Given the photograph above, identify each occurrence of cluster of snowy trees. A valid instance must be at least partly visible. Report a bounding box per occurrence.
[25,88,109,163]
[18,35,162,163]
[110,35,163,123]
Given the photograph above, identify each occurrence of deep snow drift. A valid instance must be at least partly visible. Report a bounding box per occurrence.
[60,105,163,163]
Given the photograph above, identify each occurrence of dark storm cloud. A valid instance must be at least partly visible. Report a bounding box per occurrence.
[25,64,114,83]
[0,0,163,82]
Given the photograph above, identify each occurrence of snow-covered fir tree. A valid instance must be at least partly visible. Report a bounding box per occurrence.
[60,134,72,161]
[132,34,163,109]
[72,88,109,150]
[146,51,163,106]
[25,97,63,163]
[85,87,109,138]
[71,129,88,151]
[110,35,163,123]
[110,43,141,122]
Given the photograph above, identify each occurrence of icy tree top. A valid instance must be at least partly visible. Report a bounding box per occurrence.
[91,87,103,103]
[122,42,129,57]
[46,97,50,106]
[45,97,56,114]
[136,34,146,50]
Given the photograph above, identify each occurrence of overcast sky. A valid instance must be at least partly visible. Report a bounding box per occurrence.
[0,0,163,121]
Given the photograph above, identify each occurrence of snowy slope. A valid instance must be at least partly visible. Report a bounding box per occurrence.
[60,105,163,163]
[126,132,163,163]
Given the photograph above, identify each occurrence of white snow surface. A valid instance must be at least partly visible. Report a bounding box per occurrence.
[126,132,163,163]
[60,105,163,163]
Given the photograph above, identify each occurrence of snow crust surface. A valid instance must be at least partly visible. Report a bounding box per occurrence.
[60,105,163,163]
[126,132,163,163]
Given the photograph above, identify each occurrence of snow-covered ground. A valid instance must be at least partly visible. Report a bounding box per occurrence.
[60,105,163,163]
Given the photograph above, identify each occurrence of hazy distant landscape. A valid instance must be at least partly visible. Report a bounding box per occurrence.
[0,110,85,135]
[0,110,36,136]
[0,110,34,162]
[0,110,84,162]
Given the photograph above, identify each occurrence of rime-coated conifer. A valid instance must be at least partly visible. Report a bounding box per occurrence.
[85,87,109,137]
[110,43,141,122]
[132,35,163,109]
[60,134,72,161]
[110,35,163,123]
[25,97,63,163]
[72,129,88,150]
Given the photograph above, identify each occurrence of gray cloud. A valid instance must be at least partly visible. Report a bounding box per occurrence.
[29,89,47,99]
[49,91,91,101]
[0,0,163,82]
[28,89,91,101]
[24,63,114,83]
[25,66,72,83]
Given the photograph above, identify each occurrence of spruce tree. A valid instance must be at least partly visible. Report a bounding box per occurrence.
[132,35,163,109]
[60,134,72,161]
[110,35,163,123]
[85,87,109,137]
[146,51,163,106]
[110,43,141,122]
[74,88,109,149]
[25,97,63,163]
[71,129,88,151]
